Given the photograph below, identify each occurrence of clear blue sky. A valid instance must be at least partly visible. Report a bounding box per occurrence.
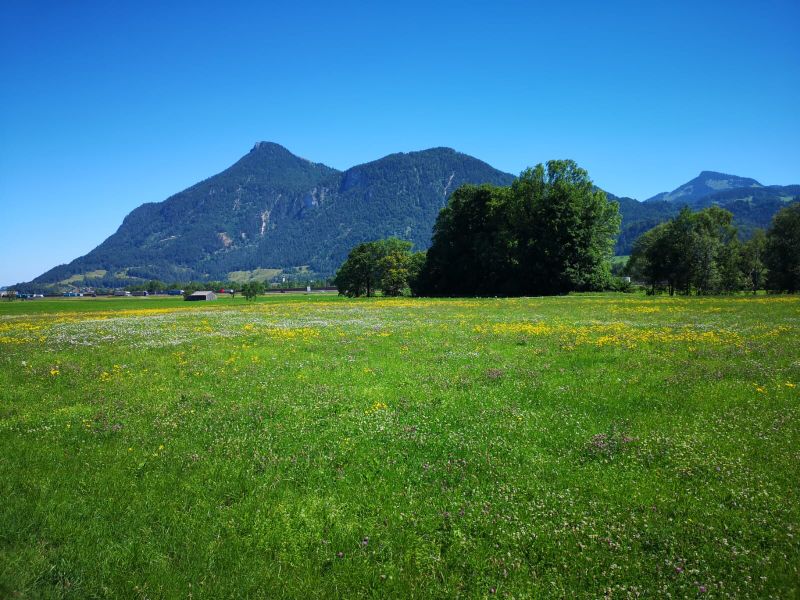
[1,0,798,285]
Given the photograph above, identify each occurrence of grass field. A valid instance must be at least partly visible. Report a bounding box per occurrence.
[1,293,798,598]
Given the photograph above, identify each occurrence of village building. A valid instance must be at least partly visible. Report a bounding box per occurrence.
[185,290,217,301]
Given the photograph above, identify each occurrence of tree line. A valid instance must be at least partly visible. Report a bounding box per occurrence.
[626,203,800,294]
[333,238,426,297]
[334,160,621,296]
[334,160,800,297]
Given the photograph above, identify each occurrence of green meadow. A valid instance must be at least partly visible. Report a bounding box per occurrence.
[1,294,798,598]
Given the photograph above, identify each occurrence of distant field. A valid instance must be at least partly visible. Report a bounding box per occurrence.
[1,294,798,598]
[227,268,283,283]
[611,255,629,266]
[58,269,108,285]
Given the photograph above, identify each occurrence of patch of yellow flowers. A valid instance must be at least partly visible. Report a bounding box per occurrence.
[262,327,321,341]
[365,401,388,414]
[483,321,744,349]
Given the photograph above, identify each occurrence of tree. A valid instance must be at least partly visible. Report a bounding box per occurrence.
[146,279,166,294]
[406,252,427,296]
[416,185,516,296]
[662,207,696,295]
[716,238,743,293]
[241,281,264,301]
[690,206,737,294]
[627,206,746,295]
[416,160,620,296]
[378,251,411,296]
[765,203,800,292]
[510,161,620,294]
[740,229,767,293]
[333,243,376,297]
[334,238,414,297]
[625,222,670,294]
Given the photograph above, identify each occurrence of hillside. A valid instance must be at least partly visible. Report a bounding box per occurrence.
[32,144,514,286]
[688,185,800,238]
[611,195,679,255]
[223,148,516,275]
[36,143,339,284]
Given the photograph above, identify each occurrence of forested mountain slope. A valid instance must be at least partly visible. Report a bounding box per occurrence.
[33,144,514,285]
[27,146,798,286]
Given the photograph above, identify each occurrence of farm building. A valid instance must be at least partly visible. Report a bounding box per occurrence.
[185,291,217,301]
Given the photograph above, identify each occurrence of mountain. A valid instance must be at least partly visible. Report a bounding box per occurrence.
[238,148,515,275]
[32,144,514,286]
[610,194,680,255]
[614,174,799,254]
[645,171,763,203]
[23,147,800,288]
[685,184,800,238]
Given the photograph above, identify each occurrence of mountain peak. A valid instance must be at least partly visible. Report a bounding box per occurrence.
[250,141,291,154]
[696,170,758,182]
[414,146,458,154]
[645,171,763,203]
[245,142,333,172]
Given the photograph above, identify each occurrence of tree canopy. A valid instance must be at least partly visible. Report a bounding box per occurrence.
[333,238,423,297]
[624,204,800,295]
[414,160,620,296]
[241,281,264,300]
[764,203,800,292]
[626,206,745,295]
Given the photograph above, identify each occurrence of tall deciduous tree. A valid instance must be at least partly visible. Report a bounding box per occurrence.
[740,229,767,294]
[625,222,671,294]
[510,161,620,294]
[241,281,264,300]
[627,206,748,295]
[765,203,800,292]
[378,251,411,297]
[334,238,414,297]
[690,206,738,294]
[415,185,515,296]
[416,161,620,296]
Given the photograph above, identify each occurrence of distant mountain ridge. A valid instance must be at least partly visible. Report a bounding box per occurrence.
[645,171,763,203]
[24,145,799,288]
[33,143,514,286]
[615,172,798,253]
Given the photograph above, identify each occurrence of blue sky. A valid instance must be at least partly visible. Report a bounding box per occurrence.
[1,0,798,284]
